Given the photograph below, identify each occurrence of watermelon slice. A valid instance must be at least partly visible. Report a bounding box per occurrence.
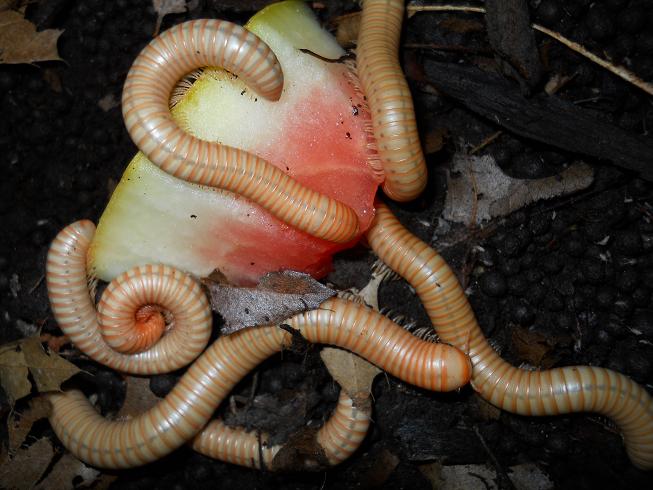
[88,1,380,286]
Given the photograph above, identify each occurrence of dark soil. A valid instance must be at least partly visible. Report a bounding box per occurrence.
[2,0,653,489]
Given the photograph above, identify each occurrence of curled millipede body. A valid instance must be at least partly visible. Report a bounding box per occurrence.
[191,391,371,470]
[122,19,360,244]
[46,221,212,375]
[366,202,653,470]
[46,220,470,468]
[356,0,428,202]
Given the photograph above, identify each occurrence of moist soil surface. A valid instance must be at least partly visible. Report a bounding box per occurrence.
[2,0,653,489]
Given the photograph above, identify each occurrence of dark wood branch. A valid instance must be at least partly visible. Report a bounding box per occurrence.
[422,60,653,180]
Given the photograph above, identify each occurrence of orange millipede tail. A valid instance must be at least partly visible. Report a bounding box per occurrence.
[366,201,653,470]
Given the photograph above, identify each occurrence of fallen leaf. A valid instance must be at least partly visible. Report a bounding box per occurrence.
[320,347,380,398]
[0,336,80,406]
[0,10,63,64]
[424,126,448,155]
[443,154,594,225]
[511,327,561,368]
[117,376,159,419]
[204,270,336,334]
[152,0,187,36]
[0,342,31,405]
[331,11,360,48]
[34,453,101,490]
[0,438,54,490]
[97,93,120,112]
[7,396,51,454]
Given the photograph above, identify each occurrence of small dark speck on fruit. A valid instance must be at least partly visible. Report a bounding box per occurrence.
[244,308,250,314]
[250,262,255,265]
[352,105,358,116]
[254,98,258,102]
[196,50,200,54]
[346,132,351,139]
[240,89,246,95]
[286,166,289,171]
[190,214,197,219]
[246,213,250,217]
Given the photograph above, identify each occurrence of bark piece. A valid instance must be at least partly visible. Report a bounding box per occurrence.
[423,60,653,180]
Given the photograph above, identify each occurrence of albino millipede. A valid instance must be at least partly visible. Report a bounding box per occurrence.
[191,390,372,470]
[366,201,653,470]
[46,220,212,375]
[46,221,470,468]
[122,19,360,244]
[356,0,428,202]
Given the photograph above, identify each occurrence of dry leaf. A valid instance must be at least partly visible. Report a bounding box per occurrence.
[204,270,336,334]
[0,342,31,405]
[443,154,594,225]
[320,347,380,398]
[0,336,80,406]
[424,127,448,155]
[34,453,101,490]
[97,93,120,112]
[7,396,51,454]
[331,11,361,48]
[117,376,160,419]
[0,438,54,490]
[152,0,187,36]
[0,10,63,64]
[511,327,560,368]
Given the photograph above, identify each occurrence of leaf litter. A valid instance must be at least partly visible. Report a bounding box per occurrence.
[204,270,336,334]
[0,10,63,64]
[0,336,80,406]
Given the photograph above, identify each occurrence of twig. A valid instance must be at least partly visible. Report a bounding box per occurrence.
[473,425,517,490]
[406,3,653,96]
[406,4,485,16]
[469,130,502,155]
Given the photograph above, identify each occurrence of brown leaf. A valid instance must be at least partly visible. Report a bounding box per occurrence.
[0,342,31,405]
[8,396,51,454]
[0,336,80,406]
[34,453,101,490]
[0,438,54,490]
[511,327,562,369]
[423,127,448,155]
[204,270,335,334]
[331,11,361,48]
[117,376,160,419]
[152,0,187,36]
[0,10,63,64]
[320,347,380,398]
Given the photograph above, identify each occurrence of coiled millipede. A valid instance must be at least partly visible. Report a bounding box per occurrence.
[366,201,653,471]
[46,221,470,469]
